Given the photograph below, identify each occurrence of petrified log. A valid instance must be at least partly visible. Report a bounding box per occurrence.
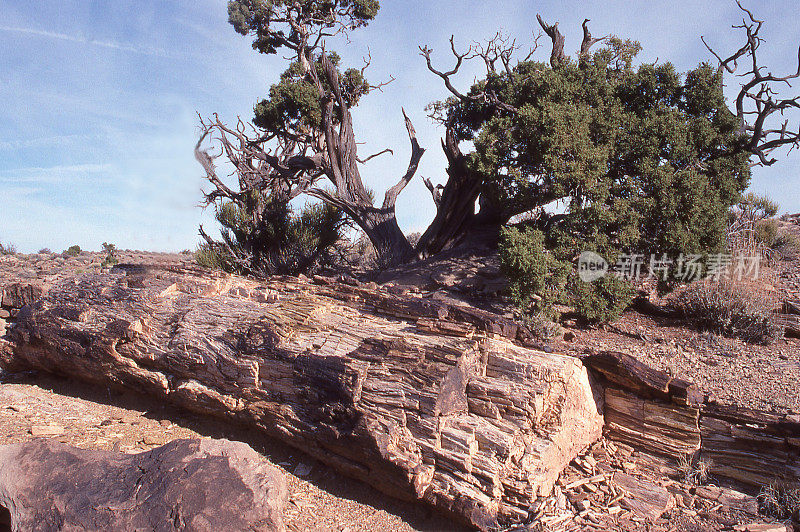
[700,404,800,490]
[2,267,603,529]
[0,438,287,532]
[777,313,800,338]
[585,352,702,472]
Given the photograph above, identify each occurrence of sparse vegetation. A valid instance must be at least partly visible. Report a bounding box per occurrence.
[197,190,346,277]
[0,242,16,256]
[101,242,119,268]
[37,248,52,255]
[670,274,781,345]
[63,245,81,257]
[677,454,712,485]
[758,482,800,521]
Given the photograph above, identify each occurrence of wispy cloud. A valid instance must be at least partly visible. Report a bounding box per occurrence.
[0,134,92,151]
[0,25,175,58]
[0,163,113,184]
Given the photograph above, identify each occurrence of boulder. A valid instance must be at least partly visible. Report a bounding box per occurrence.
[0,438,287,532]
[5,266,604,529]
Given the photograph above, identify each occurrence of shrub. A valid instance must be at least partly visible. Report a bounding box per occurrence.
[499,226,569,318]
[773,230,800,260]
[101,242,119,268]
[0,242,16,256]
[677,454,712,485]
[499,226,634,323]
[63,245,81,257]
[759,482,800,521]
[38,248,52,254]
[670,274,781,345]
[570,275,635,324]
[197,190,346,277]
[754,218,779,248]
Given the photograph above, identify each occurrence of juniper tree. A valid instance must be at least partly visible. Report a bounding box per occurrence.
[197,0,423,269]
[198,2,800,302]
[420,5,799,320]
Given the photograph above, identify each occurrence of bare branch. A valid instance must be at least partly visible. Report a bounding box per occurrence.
[420,36,519,115]
[383,109,426,209]
[357,148,394,164]
[423,176,443,208]
[419,36,473,102]
[536,14,566,67]
[579,19,606,63]
[702,2,800,166]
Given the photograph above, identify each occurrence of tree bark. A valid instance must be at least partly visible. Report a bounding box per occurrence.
[417,128,484,257]
[4,266,604,530]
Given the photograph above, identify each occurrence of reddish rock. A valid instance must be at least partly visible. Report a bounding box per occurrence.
[0,438,287,531]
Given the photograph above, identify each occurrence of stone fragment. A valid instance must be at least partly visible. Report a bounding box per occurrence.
[0,438,287,531]
[30,424,64,436]
[613,472,674,520]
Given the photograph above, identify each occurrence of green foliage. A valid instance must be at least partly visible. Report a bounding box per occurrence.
[736,192,779,220]
[228,0,379,55]
[254,52,370,132]
[499,226,569,317]
[101,242,119,268]
[570,275,635,324]
[499,226,633,323]
[38,248,52,255]
[198,190,346,276]
[755,219,779,248]
[449,37,751,322]
[63,245,81,257]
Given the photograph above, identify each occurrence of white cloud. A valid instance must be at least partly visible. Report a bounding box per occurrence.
[0,163,113,184]
[0,25,177,58]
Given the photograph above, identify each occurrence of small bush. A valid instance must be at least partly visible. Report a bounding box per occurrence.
[677,454,711,485]
[755,218,779,248]
[63,245,81,257]
[670,275,781,345]
[101,242,119,268]
[525,312,563,341]
[499,227,570,318]
[38,248,52,254]
[773,230,800,260]
[198,190,346,277]
[570,275,635,324]
[0,242,16,255]
[499,226,634,324]
[759,482,800,521]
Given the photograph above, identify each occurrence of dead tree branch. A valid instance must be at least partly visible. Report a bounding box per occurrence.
[537,14,566,67]
[702,0,800,165]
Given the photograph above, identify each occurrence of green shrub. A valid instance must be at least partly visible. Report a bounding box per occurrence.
[754,218,779,248]
[499,226,634,324]
[499,226,569,317]
[198,190,346,277]
[63,245,81,257]
[38,248,52,254]
[570,275,635,324]
[101,242,119,268]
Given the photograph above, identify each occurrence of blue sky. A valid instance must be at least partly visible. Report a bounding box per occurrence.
[1,0,799,253]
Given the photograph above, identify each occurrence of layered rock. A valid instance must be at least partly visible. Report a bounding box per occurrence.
[3,266,603,529]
